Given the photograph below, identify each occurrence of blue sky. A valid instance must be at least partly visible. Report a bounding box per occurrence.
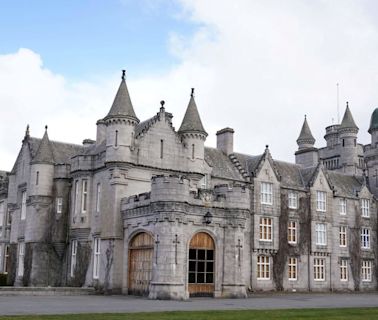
[0,0,196,79]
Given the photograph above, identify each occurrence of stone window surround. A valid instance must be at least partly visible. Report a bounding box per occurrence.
[340,259,348,281]
[288,220,297,244]
[259,217,273,242]
[17,242,25,277]
[316,191,326,212]
[93,237,101,279]
[361,199,370,218]
[339,198,347,215]
[288,257,297,281]
[70,239,78,277]
[361,260,372,282]
[339,226,347,247]
[313,258,325,281]
[315,223,327,246]
[361,228,370,249]
[288,191,298,209]
[257,255,270,280]
[261,182,273,205]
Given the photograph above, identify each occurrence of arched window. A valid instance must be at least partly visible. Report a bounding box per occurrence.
[192,144,195,159]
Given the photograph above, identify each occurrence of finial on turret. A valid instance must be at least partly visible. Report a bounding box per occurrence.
[160,100,165,107]
[25,124,30,138]
[265,144,269,149]
[122,69,126,80]
[346,101,349,108]
[191,88,195,97]
[304,114,307,119]
[45,125,48,131]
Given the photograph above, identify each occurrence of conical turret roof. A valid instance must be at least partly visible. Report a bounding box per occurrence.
[297,116,315,145]
[178,89,207,135]
[340,102,358,130]
[33,126,55,164]
[105,71,138,121]
[368,108,378,133]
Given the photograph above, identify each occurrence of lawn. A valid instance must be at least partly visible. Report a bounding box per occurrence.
[1,308,378,320]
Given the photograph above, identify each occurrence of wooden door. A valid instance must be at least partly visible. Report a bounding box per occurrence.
[188,232,215,297]
[128,233,154,296]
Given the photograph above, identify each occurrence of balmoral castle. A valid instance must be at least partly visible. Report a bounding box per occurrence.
[0,72,377,299]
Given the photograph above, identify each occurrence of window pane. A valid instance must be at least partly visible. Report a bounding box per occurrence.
[197,273,205,283]
[189,249,196,260]
[189,261,196,272]
[206,273,214,284]
[206,250,213,260]
[189,273,195,283]
[198,250,205,260]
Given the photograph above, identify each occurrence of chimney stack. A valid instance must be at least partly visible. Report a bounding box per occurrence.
[216,127,234,155]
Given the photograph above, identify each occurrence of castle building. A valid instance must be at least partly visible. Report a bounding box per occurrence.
[0,72,377,299]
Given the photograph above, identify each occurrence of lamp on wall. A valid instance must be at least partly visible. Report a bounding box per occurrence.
[203,211,213,225]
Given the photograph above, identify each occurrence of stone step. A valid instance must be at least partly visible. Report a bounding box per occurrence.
[0,286,96,296]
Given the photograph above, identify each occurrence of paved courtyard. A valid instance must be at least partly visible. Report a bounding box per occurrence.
[0,293,378,315]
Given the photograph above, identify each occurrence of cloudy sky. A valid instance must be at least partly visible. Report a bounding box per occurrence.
[0,0,377,171]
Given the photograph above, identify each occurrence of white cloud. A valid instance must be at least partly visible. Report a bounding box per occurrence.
[1,1,378,170]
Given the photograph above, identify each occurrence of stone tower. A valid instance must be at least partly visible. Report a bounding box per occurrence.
[178,88,208,175]
[295,116,318,167]
[104,71,139,163]
[338,103,360,175]
[365,107,378,197]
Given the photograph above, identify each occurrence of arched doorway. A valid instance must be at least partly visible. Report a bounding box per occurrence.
[188,232,215,297]
[128,232,154,296]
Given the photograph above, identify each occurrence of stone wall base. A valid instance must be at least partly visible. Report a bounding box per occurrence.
[148,282,187,300]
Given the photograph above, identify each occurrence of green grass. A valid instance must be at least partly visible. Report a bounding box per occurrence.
[1,308,378,320]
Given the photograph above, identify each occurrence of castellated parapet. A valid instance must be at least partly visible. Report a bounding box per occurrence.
[122,174,250,213]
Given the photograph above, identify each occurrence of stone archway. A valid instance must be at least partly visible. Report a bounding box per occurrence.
[188,232,215,297]
[128,232,154,296]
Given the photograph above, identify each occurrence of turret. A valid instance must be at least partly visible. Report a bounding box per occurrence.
[30,126,54,196]
[104,70,139,163]
[338,102,359,174]
[178,88,207,173]
[368,107,378,148]
[295,116,318,167]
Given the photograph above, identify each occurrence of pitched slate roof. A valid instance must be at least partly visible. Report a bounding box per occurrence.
[340,103,358,130]
[204,147,243,180]
[29,137,83,164]
[105,79,138,121]
[274,160,305,189]
[299,166,318,187]
[178,92,207,135]
[326,171,362,198]
[232,153,264,177]
[297,116,315,144]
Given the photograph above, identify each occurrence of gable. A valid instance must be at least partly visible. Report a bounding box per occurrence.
[255,157,279,184]
[312,169,332,193]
